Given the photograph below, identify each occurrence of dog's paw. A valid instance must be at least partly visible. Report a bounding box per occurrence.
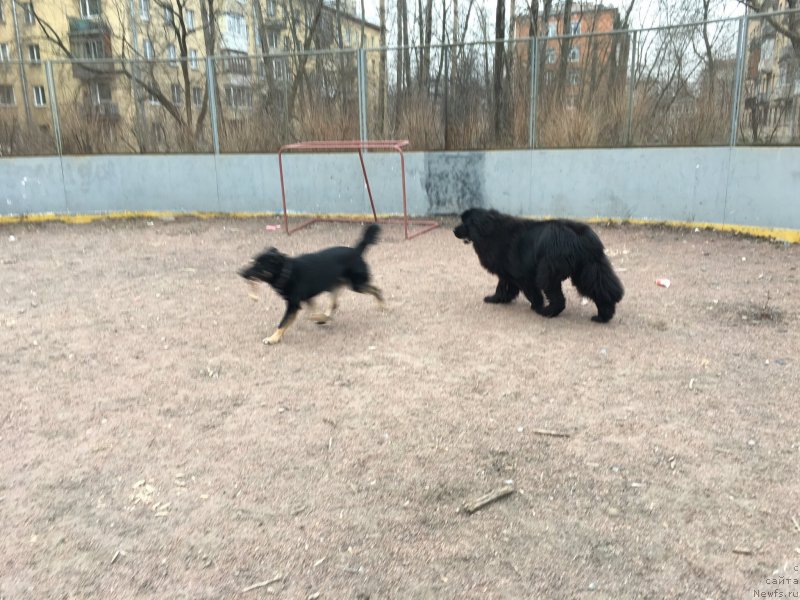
[483,295,501,303]
[263,334,282,345]
[310,313,329,324]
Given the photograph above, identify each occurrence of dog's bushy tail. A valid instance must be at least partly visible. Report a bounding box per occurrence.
[355,223,381,255]
[571,225,625,308]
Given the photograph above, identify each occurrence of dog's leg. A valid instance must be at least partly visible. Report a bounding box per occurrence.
[306,297,329,324]
[523,286,545,314]
[322,287,342,321]
[264,303,300,345]
[247,280,261,302]
[540,282,566,318]
[355,284,384,306]
[484,279,520,304]
[591,303,616,323]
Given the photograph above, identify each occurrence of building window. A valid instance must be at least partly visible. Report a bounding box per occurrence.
[567,70,579,85]
[544,71,554,85]
[189,49,198,69]
[267,0,276,17]
[32,85,46,106]
[0,0,5,23]
[23,3,35,24]
[148,91,159,104]
[268,31,278,49]
[83,39,104,59]
[546,47,556,64]
[225,85,252,109]
[0,43,9,61]
[186,9,195,30]
[167,44,177,66]
[28,44,40,63]
[283,37,290,51]
[568,46,580,62]
[0,84,14,106]
[547,22,557,37]
[192,86,202,107]
[228,13,246,35]
[570,21,581,35]
[139,0,149,21]
[143,39,154,60]
[163,5,173,25]
[274,58,287,81]
[171,83,183,105]
[90,81,112,104]
[80,0,101,18]
[779,62,789,87]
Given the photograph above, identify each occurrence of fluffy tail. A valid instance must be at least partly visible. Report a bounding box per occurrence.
[570,225,624,321]
[575,257,624,307]
[355,223,381,255]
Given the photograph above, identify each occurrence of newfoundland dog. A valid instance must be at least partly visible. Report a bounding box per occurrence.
[454,208,624,323]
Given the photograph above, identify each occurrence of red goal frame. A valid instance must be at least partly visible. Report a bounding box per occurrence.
[277,140,439,240]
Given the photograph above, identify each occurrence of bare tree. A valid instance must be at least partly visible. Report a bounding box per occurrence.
[33,0,218,151]
[286,0,326,118]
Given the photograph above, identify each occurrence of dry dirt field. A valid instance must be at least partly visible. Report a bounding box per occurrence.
[1,216,799,600]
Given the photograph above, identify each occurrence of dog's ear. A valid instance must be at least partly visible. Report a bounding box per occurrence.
[467,209,494,237]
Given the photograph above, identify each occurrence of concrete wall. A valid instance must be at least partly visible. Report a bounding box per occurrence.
[2,147,799,231]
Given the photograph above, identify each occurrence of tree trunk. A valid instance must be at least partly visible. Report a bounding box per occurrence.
[378,0,387,136]
[493,0,506,139]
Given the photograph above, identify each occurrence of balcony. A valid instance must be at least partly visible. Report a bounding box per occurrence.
[83,101,121,122]
[68,17,117,79]
[68,16,112,37]
[71,59,119,80]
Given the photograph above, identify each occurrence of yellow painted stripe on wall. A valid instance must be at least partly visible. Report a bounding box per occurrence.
[1,211,798,243]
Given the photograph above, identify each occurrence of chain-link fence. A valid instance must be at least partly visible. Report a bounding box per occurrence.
[1,9,798,156]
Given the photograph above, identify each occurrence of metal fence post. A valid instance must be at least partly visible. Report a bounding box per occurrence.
[206,56,220,154]
[444,47,450,149]
[729,15,749,147]
[45,61,62,156]
[528,37,539,149]
[358,48,368,143]
[625,29,638,146]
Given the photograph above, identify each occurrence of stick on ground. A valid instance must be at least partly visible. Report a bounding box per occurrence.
[530,429,571,438]
[463,485,515,514]
[242,575,283,593]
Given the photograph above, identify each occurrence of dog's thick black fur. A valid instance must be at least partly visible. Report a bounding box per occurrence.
[454,208,624,322]
[239,224,383,344]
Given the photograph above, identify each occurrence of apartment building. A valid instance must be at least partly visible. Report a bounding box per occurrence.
[742,2,800,143]
[0,0,381,152]
[514,3,624,107]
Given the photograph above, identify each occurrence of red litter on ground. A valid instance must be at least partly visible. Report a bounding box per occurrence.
[265,225,281,231]
[656,278,671,288]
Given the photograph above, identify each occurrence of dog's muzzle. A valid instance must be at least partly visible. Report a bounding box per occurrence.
[453,225,471,244]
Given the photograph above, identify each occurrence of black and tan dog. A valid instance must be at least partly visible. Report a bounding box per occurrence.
[239,224,384,344]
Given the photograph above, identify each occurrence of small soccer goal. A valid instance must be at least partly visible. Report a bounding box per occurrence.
[277,140,439,240]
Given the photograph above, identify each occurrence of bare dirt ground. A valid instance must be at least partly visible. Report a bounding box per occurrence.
[1,216,799,600]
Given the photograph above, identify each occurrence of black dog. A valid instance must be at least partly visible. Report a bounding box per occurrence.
[239,224,383,344]
[454,208,624,322]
